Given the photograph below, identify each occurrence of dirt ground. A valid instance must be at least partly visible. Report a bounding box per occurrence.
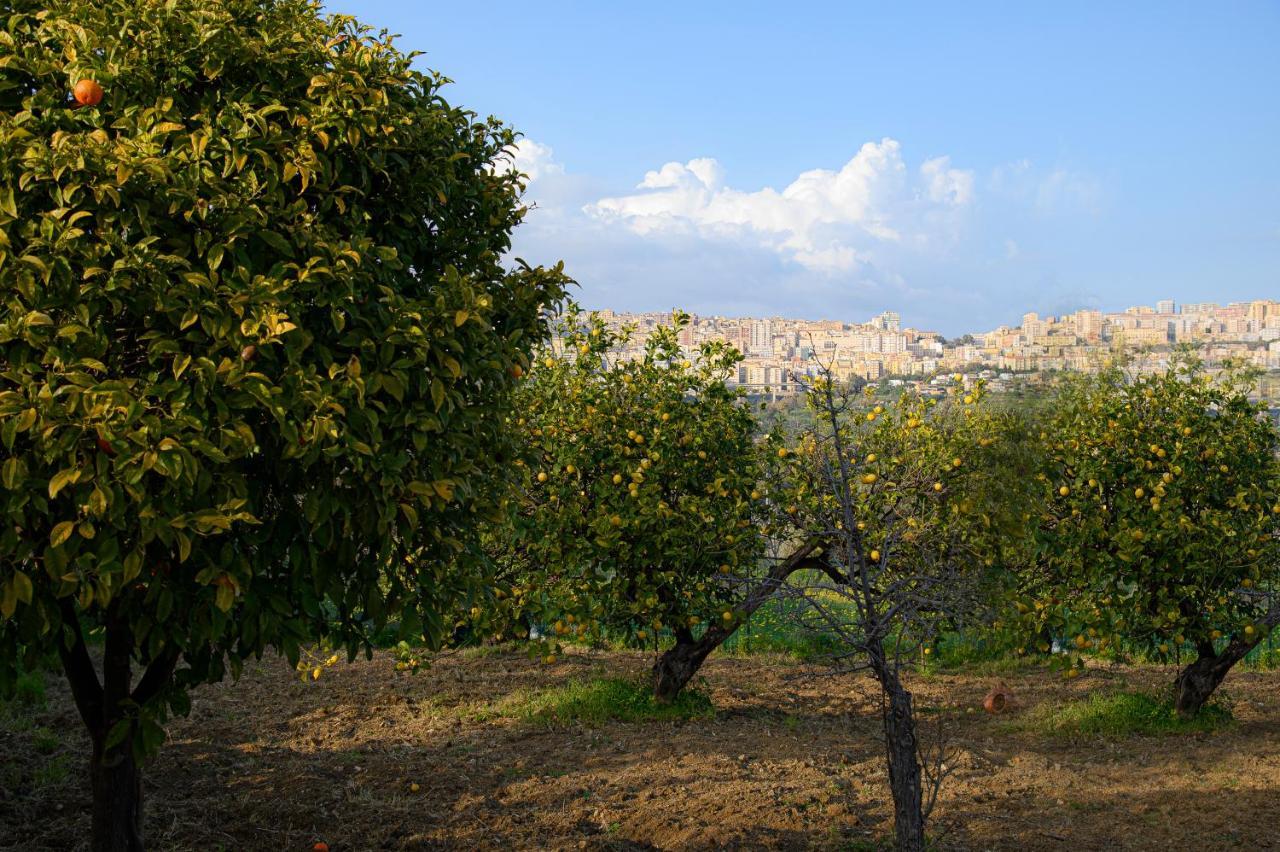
[3,647,1279,851]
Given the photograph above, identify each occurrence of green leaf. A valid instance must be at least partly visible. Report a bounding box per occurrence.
[1,457,24,490]
[50,521,75,547]
[122,551,143,583]
[12,570,33,604]
[14,408,35,432]
[48,468,78,499]
[103,719,132,750]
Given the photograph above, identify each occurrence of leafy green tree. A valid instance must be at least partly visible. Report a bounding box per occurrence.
[485,308,770,700]
[1017,357,1280,714]
[0,2,567,848]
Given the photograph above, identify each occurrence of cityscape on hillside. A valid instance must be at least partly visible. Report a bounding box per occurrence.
[586,298,1280,403]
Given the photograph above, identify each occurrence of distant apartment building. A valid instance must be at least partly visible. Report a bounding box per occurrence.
[749,319,773,354]
[873,311,901,332]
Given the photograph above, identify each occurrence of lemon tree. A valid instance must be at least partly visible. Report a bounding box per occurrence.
[485,307,766,696]
[769,371,1019,852]
[0,2,567,848]
[1018,356,1280,714]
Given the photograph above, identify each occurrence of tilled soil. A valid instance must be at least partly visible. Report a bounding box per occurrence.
[3,648,1279,851]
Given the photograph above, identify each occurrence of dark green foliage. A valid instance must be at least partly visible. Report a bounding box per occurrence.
[0,0,567,740]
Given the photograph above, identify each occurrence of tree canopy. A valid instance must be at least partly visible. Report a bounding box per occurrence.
[0,1,568,846]
[486,308,764,664]
[1016,357,1280,711]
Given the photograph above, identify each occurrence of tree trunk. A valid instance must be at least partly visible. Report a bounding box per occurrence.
[875,664,926,852]
[652,628,718,704]
[651,538,834,702]
[90,731,144,852]
[56,601,173,852]
[1174,617,1277,716]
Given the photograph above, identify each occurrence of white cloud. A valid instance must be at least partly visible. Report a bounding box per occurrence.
[503,136,1108,334]
[990,159,1102,216]
[920,156,974,206]
[585,138,974,273]
[497,138,564,183]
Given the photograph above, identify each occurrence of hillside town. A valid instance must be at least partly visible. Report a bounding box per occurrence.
[589,299,1280,404]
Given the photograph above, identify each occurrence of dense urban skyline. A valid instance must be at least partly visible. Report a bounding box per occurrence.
[585,297,1280,401]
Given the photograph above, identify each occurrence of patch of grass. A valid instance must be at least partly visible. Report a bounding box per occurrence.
[1016,690,1232,738]
[476,677,715,725]
[718,595,853,661]
[14,670,47,708]
[455,642,523,660]
[32,754,72,788]
[31,726,61,755]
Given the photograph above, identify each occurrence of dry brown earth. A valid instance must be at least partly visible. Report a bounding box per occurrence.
[3,648,1278,850]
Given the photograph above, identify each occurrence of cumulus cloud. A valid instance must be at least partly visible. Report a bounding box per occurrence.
[495,138,564,183]
[585,139,975,273]
[502,136,1106,333]
[920,156,974,206]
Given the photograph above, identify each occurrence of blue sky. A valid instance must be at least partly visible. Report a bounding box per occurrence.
[330,1,1279,334]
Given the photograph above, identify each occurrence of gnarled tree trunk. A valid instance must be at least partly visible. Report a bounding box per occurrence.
[652,539,832,703]
[1175,608,1279,716]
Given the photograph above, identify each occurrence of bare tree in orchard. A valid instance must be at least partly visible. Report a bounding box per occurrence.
[762,362,1020,851]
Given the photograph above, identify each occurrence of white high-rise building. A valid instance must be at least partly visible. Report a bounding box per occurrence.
[874,311,901,332]
[749,319,773,354]
[1156,299,1177,315]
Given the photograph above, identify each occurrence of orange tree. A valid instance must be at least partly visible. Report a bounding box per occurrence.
[483,308,780,701]
[768,369,1021,852]
[1016,356,1280,715]
[0,2,567,849]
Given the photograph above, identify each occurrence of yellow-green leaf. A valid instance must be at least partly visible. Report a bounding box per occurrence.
[215,583,234,612]
[50,521,75,547]
[12,570,32,605]
[122,551,143,583]
[48,468,79,499]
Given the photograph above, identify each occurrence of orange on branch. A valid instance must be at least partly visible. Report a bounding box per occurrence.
[73,78,104,106]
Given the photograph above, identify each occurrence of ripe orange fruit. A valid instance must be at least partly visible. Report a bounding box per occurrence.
[313,843,329,852]
[73,79,104,106]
